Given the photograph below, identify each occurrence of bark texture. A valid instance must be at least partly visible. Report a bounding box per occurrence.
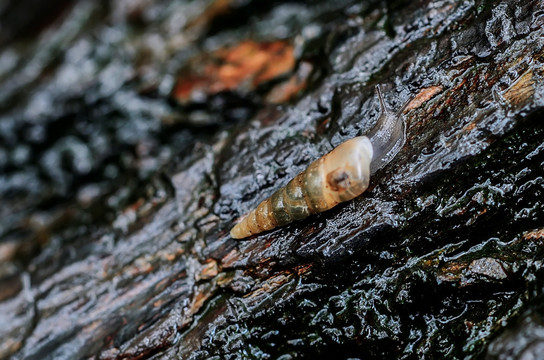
[0,0,543,359]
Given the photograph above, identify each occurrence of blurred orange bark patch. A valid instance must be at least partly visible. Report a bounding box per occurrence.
[266,61,313,104]
[523,228,544,240]
[404,85,443,112]
[172,40,295,104]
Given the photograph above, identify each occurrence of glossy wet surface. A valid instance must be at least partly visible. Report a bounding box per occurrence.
[0,0,543,359]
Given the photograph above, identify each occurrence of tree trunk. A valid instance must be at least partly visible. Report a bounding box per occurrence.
[1,0,543,359]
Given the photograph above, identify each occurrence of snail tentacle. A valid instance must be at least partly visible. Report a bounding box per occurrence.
[366,85,407,175]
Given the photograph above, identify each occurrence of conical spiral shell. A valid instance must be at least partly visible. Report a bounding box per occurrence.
[230,136,373,239]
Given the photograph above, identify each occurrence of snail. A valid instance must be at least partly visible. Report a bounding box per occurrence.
[230,86,408,239]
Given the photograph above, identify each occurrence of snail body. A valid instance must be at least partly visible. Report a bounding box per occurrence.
[230,86,407,239]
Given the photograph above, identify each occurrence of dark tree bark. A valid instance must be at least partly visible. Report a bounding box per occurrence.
[1,0,543,359]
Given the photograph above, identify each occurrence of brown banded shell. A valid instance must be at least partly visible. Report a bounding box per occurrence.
[230,136,373,239]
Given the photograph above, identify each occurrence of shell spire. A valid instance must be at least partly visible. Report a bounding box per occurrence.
[230,137,373,239]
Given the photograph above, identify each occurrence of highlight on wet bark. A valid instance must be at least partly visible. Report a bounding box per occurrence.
[230,86,408,239]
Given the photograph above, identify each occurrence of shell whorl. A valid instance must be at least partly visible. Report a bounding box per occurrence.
[230,137,373,239]
[230,86,408,239]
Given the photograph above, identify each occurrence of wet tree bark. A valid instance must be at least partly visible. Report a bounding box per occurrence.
[1,0,543,359]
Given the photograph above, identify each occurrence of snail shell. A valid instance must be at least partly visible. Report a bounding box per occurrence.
[230,86,407,239]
